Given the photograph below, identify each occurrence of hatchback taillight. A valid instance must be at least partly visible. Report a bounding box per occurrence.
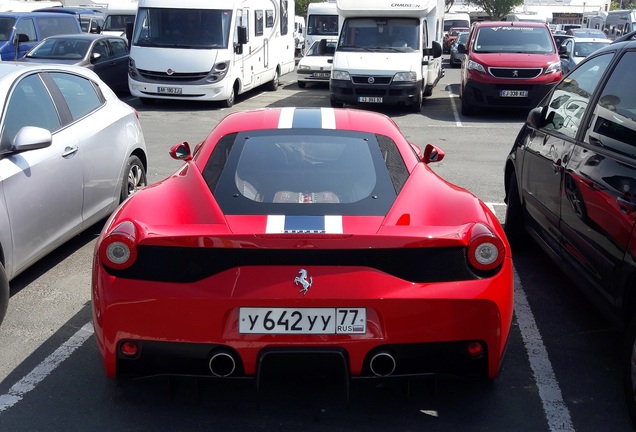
[99,221,138,270]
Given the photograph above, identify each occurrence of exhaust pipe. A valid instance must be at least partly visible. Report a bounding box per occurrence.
[208,350,237,377]
[369,351,396,377]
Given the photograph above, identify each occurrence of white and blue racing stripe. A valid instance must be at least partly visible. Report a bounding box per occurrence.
[266,215,343,234]
[278,107,336,129]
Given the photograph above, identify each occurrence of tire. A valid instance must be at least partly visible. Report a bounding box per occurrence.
[298,81,306,89]
[266,69,279,91]
[222,84,236,108]
[460,93,473,116]
[0,262,8,326]
[624,315,636,428]
[504,173,530,250]
[139,97,156,106]
[330,99,344,108]
[120,155,147,203]
[411,90,422,113]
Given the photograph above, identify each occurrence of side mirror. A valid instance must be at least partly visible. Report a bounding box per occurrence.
[169,142,192,161]
[526,106,544,129]
[422,143,445,164]
[559,45,567,56]
[90,52,102,63]
[12,126,52,152]
[423,40,442,58]
[457,43,466,54]
[237,26,248,45]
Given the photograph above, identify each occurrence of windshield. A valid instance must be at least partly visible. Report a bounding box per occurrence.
[474,26,555,54]
[307,14,338,36]
[132,8,232,49]
[103,14,135,32]
[444,19,469,32]
[0,17,15,41]
[26,38,89,59]
[339,18,420,52]
[306,39,336,56]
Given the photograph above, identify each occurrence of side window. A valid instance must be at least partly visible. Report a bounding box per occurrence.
[108,38,128,55]
[255,10,263,36]
[49,72,104,121]
[542,53,613,139]
[280,0,288,35]
[265,10,274,28]
[1,74,61,150]
[584,51,636,157]
[92,40,110,60]
[15,18,36,42]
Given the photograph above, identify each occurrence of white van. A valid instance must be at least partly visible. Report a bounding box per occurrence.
[305,0,339,55]
[604,10,636,40]
[128,0,296,107]
[102,2,137,37]
[329,0,443,112]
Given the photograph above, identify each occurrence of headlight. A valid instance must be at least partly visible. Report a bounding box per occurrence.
[207,61,229,83]
[467,60,486,74]
[393,71,417,82]
[297,64,310,71]
[332,70,350,80]
[544,61,561,74]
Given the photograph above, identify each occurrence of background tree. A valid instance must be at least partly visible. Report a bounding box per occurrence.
[296,0,319,17]
[464,0,524,20]
[446,0,455,13]
[610,0,636,9]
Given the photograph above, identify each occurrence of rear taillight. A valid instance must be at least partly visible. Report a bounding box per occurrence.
[467,223,505,272]
[99,221,138,270]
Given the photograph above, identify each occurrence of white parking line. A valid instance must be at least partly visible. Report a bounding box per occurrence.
[514,272,575,432]
[448,92,463,127]
[0,323,94,413]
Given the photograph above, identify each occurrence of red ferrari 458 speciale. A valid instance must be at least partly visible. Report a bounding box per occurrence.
[92,107,513,388]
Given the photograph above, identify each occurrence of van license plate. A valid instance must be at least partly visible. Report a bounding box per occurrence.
[158,87,182,94]
[500,90,528,97]
[359,97,383,103]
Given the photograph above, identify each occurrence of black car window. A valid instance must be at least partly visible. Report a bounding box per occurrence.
[48,72,104,121]
[92,40,110,60]
[543,52,613,139]
[0,73,61,150]
[584,51,636,158]
[109,38,128,55]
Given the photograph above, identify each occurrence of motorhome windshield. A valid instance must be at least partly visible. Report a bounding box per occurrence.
[338,18,419,52]
[132,8,232,49]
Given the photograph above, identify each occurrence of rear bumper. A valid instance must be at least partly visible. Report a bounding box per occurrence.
[93,261,513,381]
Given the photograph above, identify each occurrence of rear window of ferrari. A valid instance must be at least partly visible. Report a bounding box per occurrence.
[203,129,409,216]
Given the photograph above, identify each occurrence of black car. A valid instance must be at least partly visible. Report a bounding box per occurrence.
[552,33,573,49]
[504,31,636,425]
[18,34,129,93]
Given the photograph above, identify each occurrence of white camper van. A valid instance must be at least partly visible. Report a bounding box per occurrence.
[102,2,137,37]
[604,10,636,40]
[329,0,443,112]
[305,0,339,55]
[443,12,470,33]
[294,15,305,55]
[128,0,296,107]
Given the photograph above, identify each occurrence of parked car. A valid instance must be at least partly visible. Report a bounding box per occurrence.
[91,107,513,387]
[503,31,636,426]
[567,28,608,39]
[17,34,130,93]
[296,38,336,88]
[0,11,83,61]
[458,21,562,116]
[449,31,469,68]
[443,27,469,53]
[559,37,611,73]
[552,33,573,50]
[0,62,148,326]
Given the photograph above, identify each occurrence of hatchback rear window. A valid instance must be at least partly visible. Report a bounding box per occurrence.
[474,26,554,54]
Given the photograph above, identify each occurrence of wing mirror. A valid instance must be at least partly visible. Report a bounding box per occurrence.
[169,142,192,161]
[422,143,445,164]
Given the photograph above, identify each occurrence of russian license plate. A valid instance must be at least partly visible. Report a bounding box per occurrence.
[311,72,330,78]
[500,90,528,97]
[158,87,182,94]
[239,307,366,334]
[358,96,383,103]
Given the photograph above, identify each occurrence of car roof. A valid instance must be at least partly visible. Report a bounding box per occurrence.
[39,33,124,41]
[570,37,611,43]
[0,11,82,18]
[32,7,104,15]
[473,21,548,28]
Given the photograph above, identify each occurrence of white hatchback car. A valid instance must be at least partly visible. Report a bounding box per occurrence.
[296,38,337,88]
[0,62,148,325]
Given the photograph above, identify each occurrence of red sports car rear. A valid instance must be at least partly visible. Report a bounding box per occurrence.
[92,107,513,385]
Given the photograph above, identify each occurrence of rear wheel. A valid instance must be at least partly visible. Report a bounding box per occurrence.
[624,315,636,427]
[120,155,147,203]
[266,69,280,91]
[0,262,8,326]
[504,174,529,250]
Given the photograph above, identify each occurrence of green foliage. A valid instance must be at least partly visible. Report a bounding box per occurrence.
[464,0,525,20]
[610,0,636,9]
[296,0,324,17]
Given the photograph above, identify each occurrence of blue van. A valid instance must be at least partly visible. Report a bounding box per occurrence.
[0,12,83,61]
